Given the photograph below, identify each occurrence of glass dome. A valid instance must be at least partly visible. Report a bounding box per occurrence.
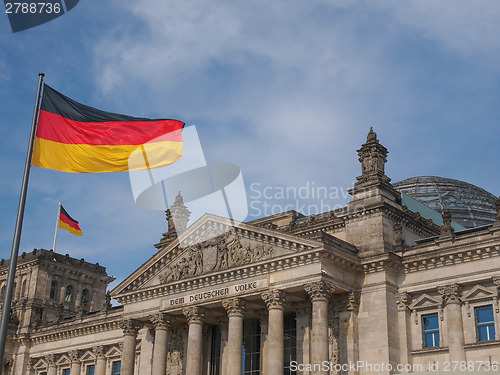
[393,176,497,229]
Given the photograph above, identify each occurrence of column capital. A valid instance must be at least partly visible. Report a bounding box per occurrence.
[120,319,142,336]
[262,289,287,310]
[183,306,206,324]
[222,297,246,318]
[347,291,360,312]
[45,354,55,367]
[395,291,412,311]
[69,349,80,363]
[438,284,463,305]
[151,313,175,330]
[304,280,335,302]
[92,345,105,359]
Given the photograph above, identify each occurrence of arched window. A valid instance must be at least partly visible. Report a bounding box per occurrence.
[21,279,27,298]
[49,280,58,299]
[81,289,89,305]
[65,285,73,303]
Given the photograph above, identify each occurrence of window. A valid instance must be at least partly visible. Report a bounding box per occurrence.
[65,285,73,303]
[243,318,260,375]
[284,311,297,375]
[49,280,58,299]
[476,305,496,342]
[111,361,121,375]
[62,369,70,375]
[422,313,440,348]
[209,325,221,375]
[86,364,95,375]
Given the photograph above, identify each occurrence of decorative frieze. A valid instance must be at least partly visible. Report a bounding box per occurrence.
[183,306,206,324]
[222,297,246,318]
[261,289,287,310]
[438,284,463,306]
[304,280,335,302]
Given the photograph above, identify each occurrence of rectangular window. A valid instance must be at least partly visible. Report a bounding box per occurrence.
[111,361,121,375]
[284,311,297,375]
[86,364,95,375]
[209,325,221,375]
[422,313,440,348]
[243,318,261,375]
[476,305,496,342]
[62,370,70,375]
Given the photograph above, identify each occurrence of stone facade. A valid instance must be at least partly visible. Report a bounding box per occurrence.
[1,129,499,375]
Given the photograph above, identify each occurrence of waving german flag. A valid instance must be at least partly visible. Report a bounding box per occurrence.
[32,85,184,173]
[59,206,83,236]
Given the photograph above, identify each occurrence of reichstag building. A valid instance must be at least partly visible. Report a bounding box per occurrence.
[1,129,499,375]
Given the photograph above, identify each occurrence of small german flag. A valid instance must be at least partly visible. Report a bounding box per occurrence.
[59,206,83,236]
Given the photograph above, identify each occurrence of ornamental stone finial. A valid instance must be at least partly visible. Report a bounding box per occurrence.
[438,284,462,305]
[367,127,377,142]
[183,306,206,324]
[261,289,287,310]
[440,210,454,238]
[304,280,335,302]
[222,298,246,318]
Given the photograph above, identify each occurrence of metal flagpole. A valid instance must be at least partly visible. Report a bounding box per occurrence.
[53,201,61,251]
[0,73,44,372]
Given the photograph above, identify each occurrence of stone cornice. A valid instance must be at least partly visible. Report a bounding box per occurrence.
[114,246,360,305]
[402,237,500,273]
[361,252,403,274]
[25,309,123,344]
[286,201,438,240]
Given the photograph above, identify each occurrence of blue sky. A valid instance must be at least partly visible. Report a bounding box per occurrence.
[1,1,499,291]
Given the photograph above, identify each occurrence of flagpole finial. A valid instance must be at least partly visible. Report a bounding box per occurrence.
[39,72,45,77]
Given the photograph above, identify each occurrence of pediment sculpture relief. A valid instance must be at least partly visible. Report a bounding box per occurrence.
[159,232,274,283]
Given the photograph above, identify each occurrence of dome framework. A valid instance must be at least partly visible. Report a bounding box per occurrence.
[393,176,497,229]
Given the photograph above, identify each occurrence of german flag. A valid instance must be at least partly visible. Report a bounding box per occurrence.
[59,206,83,236]
[32,84,184,173]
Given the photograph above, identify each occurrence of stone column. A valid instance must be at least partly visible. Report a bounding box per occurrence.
[262,289,287,375]
[93,345,106,375]
[183,306,206,375]
[151,313,175,375]
[304,281,335,375]
[295,303,311,375]
[438,284,466,361]
[46,354,57,375]
[69,350,81,375]
[219,320,229,375]
[395,292,412,366]
[222,298,245,375]
[120,319,142,375]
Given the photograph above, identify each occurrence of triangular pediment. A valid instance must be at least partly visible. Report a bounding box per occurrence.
[409,293,440,309]
[462,285,496,302]
[112,214,321,297]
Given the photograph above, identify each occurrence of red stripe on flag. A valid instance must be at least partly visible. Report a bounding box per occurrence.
[60,212,82,231]
[36,110,184,146]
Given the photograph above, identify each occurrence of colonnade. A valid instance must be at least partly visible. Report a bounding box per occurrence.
[120,280,336,375]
